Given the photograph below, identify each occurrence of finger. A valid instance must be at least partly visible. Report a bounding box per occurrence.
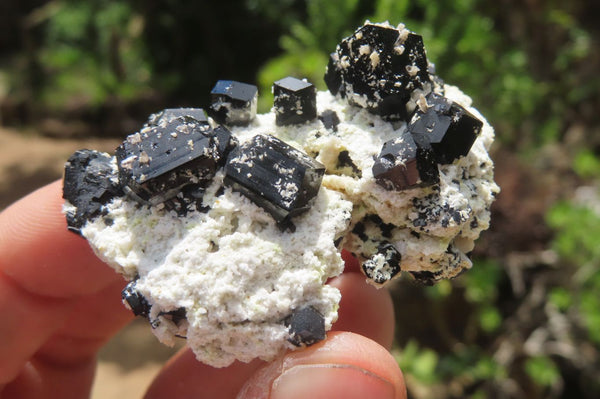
[238,331,406,399]
[144,349,265,399]
[0,181,132,390]
[329,272,395,349]
[0,180,121,298]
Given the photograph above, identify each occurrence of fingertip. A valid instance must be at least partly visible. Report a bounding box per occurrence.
[239,332,406,399]
[329,272,395,349]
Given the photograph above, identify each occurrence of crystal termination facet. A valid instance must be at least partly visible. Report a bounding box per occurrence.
[274,77,317,126]
[408,93,483,164]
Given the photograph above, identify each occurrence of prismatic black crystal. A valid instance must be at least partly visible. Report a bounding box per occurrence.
[116,110,234,207]
[209,80,258,126]
[63,150,123,234]
[122,280,151,317]
[361,242,402,285]
[224,134,325,226]
[408,93,483,164]
[273,77,317,126]
[284,306,326,346]
[325,23,431,121]
[373,133,439,190]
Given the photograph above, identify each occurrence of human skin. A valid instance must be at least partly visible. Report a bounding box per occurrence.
[0,180,406,398]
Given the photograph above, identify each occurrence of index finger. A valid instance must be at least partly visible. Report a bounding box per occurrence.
[0,180,120,298]
[0,180,131,388]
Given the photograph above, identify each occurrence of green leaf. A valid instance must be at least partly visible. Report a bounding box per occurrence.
[525,356,560,387]
[479,305,502,333]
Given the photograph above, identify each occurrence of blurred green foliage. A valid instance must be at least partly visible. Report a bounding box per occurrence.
[36,1,151,108]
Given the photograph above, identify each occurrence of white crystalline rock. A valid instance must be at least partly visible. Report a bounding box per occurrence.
[80,84,498,368]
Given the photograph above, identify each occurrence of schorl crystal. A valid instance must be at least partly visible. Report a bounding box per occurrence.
[115,112,234,206]
[273,77,317,126]
[408,93,483,164]
[122,280,151,317]
[209,80,258,126]
[325,23,431,121]
[318,109,341,132]
[361,242,402,285]
[63,150,122,234]
[284,306,326,347]
[224,134,325,225]
[372,133,439,190]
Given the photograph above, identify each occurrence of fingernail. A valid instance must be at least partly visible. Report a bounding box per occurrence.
[270,364,395,399]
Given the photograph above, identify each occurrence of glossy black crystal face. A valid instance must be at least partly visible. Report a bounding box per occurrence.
[373,134,439,190]
[325,23,431,121]
[284,306,326,347]
[63,149,122,234]
[116,111,233,206]
[224,134,325,226]
[122,280,151,317]
[209,80,258,126]
[273,77,317,126]
[361,242,402,285]
[408,93,483,164]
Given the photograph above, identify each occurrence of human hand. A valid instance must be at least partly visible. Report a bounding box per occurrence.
[0,180,406,398]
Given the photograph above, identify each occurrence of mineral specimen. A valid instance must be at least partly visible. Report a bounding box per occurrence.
[115,114,232,206]
[273,77,317,126]
[62,21,498,368]
[285,306,327,347]
[372,133,439,190]
[408,93,483,164]
[63,149,121,234]
[209,80,258,126]
[121,280,151,317]
[224,134,325,226]
[324,22,431,121]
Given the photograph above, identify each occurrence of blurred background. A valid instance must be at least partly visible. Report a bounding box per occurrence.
[1,0,599,397]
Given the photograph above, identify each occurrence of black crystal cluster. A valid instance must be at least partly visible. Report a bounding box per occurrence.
[115,108,234,210]
[325,23,430,121]
[63,150,123,234]
[324,23,483,192]
[64,76,326,233]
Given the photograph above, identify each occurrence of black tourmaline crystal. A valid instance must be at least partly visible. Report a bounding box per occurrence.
[284,306,326,346]
[318,109,341,132]
[372,133,439,190]
[224,134,325,226]
[273,77,317,126]
[63,149,123,234]
[116,109,234,206]
[209,80,258,126]
[325,23,431,121]
[408,93,483,164]
[361,242,402,285]
[122,280,151,317]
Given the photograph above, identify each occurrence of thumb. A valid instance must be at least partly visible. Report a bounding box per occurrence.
[237,331,406,399]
